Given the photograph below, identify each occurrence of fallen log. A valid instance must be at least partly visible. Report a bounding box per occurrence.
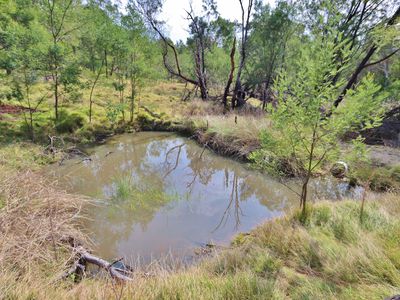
[61,246,132,282]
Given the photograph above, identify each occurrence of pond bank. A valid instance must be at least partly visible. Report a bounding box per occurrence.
[1,169,399,299]
[135,107,400,192]
[0,109,399,299]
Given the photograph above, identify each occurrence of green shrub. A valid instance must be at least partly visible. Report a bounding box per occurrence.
[55,111,86,133]
[353,166,399,192]
[369,169,396,192]
[390,165,400,182]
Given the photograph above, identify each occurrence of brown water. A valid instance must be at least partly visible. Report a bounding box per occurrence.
[47,132,362,263]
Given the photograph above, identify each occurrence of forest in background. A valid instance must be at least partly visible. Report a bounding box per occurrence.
[1,0,399,121]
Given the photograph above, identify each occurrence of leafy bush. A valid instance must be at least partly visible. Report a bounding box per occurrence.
[55,111,86,133]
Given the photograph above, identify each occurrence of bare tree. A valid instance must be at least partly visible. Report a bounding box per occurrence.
[133,0,209,98]
[185,5,209,100]
[231,0,254,109]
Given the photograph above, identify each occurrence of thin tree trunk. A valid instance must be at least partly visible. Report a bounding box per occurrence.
[300,176,310,216]
[104,49,108,78]
[89,59,104,123]
[232,0,253,109]
[130,86,135,123]
[54,69,59,120]
[262,76,271,110]
[223,37,236,110]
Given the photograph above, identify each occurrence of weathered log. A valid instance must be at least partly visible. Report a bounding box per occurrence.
[62,246,132,282]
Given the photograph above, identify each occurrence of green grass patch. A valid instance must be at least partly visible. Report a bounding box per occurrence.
[351,165,400,192]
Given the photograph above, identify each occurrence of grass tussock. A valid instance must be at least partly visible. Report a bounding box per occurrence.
[189,113,270,159]
[1,191,399,299]
[0,142,53,171]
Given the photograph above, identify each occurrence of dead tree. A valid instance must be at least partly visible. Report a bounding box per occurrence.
[222,37,236,110]
[231,0,254,109]
[333,5,400,109]
[134,0,208,99]
[186,6,209,100]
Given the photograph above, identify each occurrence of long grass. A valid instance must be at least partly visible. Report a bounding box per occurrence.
[0,168,90,298]
[187,113,269,159]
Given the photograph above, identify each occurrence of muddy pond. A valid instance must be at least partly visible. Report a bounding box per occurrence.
[47,132,362,264]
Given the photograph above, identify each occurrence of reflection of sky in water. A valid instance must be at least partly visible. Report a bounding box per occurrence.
[46,132,362,263]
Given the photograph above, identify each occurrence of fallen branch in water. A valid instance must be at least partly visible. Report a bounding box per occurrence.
[61,246,133,282]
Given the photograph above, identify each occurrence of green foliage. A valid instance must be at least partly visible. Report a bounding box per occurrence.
[55,111,85,133]
[251,27,386,213]
[352,165,400,192]
[105,102,125,126]
[245,1,295,91]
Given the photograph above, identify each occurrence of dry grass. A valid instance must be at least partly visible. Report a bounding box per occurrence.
[0,168,90,297]
[188,112,270,159]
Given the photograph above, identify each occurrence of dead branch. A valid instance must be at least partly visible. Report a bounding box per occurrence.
[62,246,132,282]
[333,5,400,109]
[135,0,198,86]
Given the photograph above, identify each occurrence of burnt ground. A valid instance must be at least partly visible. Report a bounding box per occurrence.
[363,113,400,148]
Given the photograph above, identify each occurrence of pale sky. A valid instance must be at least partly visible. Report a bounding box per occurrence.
[121,0,275,42]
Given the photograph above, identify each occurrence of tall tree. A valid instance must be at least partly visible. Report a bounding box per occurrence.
[6,1,47,140]
[231,0,254,109]
[40,0,76,120]
[245,1,294,109]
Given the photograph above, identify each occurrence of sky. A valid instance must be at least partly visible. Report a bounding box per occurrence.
[121,0,275,42]
[161,0,275,42]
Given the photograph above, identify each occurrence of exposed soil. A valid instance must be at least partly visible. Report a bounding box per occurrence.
[0,104,35,115]
[368,145,400,167]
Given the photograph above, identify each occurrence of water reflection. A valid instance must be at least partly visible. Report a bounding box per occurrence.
[46,132,361,262]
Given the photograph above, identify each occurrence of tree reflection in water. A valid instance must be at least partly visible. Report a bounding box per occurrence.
[48,132,363,261]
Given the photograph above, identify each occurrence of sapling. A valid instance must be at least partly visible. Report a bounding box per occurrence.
[251,32,385,217]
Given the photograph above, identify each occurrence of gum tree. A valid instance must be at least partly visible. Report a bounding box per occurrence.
[40,0,76,120]
[4,1,48,141]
